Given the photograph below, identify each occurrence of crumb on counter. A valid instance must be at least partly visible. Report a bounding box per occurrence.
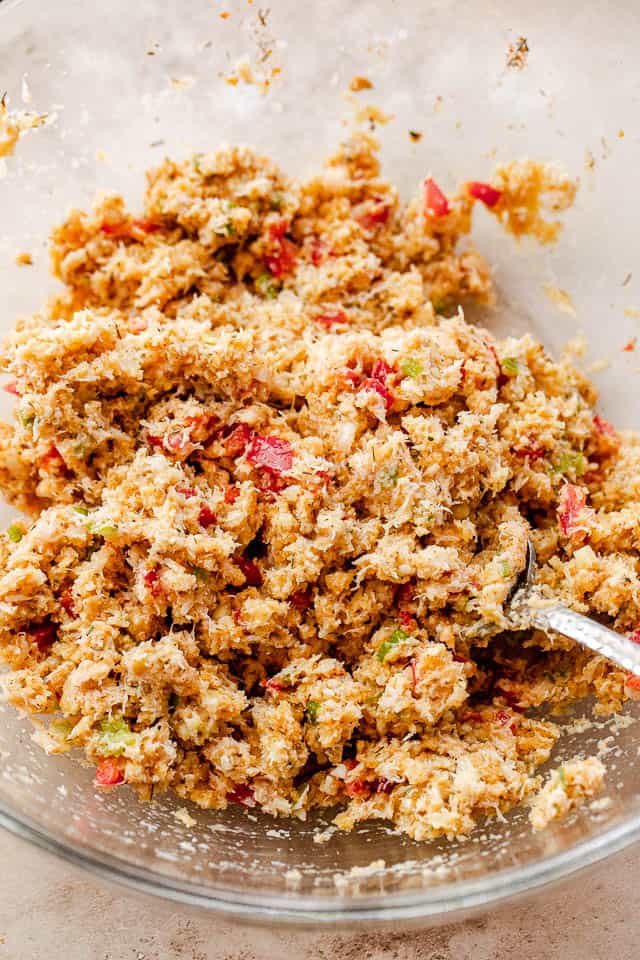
[349,76,373,93]
[543,282,577,317]
[506,36,530,70]
[15,252,33,266]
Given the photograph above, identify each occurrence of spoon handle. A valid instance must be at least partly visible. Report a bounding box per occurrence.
[531,604,640,677]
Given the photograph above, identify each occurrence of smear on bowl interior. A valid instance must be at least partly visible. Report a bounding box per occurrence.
[0,133,631,840]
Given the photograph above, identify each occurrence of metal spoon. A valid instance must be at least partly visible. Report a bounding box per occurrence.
[507,539,640,677]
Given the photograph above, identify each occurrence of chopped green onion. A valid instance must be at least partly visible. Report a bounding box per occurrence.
[305,699,320,725]
[19,410,34,429]
[95,717,135,757]
[193,153,203,173]
[255,273,280,299]
[88,522,118,539]
[73,505,89,516]
[191,566,209,581]
[574,452,586,476]
[431,297,451,314]
[7,523,24,543]
[216,220,236,237]
[554,451,586,477]
[50,718,73,740]
[557,766,566,788]
[270,192,285,211]
[501,560,512,578]
[501,357,519,377]
[400,357,423,378]
[376,627,409,662]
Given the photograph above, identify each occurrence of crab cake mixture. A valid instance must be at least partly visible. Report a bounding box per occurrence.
[0,134,631,840]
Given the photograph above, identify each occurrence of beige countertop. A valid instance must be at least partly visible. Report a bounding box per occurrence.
[0,829,636,960]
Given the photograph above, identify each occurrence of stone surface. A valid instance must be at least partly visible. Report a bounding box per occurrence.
[0,830,637,959]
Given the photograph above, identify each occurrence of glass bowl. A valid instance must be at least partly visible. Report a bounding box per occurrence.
[1,0,640,926]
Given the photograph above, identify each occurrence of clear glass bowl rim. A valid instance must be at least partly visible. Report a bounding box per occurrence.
[1,794,639,923]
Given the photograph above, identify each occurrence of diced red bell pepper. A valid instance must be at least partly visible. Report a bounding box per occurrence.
[268,218,290,241]
[370,359,395,383]
[356,200,390,231]
[101,220,127,236]
[343,369,362,388]
[176,486,198,498]
[265,237,297,278]
[513,443,545,462]
[290,589,313,610]
[309,238,329,266]
[262,676,285,692]
[60,589,76,617]
[3,381,19,396]
[359,377,394,411]
[623,338,637,353]
[468,181,502,207]
[316,310,348,329]
[593,415,618,440]
[627,674,640,691]
[165,432,187,453]
[95,758,125,786]
[226,783,256,807]
[28,620,57,652]
[198,505,217,529]
[495,710,517,734]
[40,444,71,476]
[399,609,415,630]
[238,556,263,586]
[629,629,640,645]
[485,342,508,387]
[423,177,450,218]
[144,568,161,594]
[558,483,588,538]
[223,423,253,458]
[224,485,240,504]
[345,778,370,798]
[246,435,294,475]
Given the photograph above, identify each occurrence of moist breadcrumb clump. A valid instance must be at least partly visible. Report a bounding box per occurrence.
[0,134,619,839]
[529,758,606,829]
